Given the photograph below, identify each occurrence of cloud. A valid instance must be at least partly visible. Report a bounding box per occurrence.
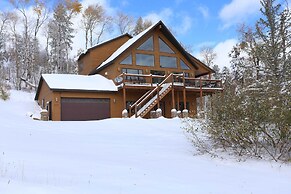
[213,39,237,69]
[144,9,193,35]
[198,6,209,19]
[194,39,237,69]
[143,8,174,24]
[177,15,192,35]
[219,0,261,28]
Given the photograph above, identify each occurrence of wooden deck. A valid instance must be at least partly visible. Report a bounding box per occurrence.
[116,73,223,92]
[115,73,223,118]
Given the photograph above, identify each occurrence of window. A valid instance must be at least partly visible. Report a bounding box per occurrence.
[180,59,190,70]
[159,38,175,53]
[160,56,177,68]
[150,70,165,84]
[122,68,144,82]
[122,68,143,74]
[136,54,154,66]
[120,54,132,65]
[137,36,154,51]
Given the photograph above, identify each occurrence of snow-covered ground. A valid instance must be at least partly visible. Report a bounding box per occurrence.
[0,90,290,194]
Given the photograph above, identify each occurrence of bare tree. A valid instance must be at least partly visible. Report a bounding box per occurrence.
[81,4,113,49]
[115,12,134,34]
[48,0,81,74]
[82,4,103,49]
[200,46,217,67]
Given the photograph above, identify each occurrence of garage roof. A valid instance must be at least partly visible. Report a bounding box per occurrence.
[42,74,118,92]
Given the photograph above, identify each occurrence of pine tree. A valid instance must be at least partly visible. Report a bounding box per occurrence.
[195,0,291,161]
[132,17,152,35]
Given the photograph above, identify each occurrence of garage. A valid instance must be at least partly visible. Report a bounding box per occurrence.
[61,98,110,121]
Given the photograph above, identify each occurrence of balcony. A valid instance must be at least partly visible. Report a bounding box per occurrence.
[114,73,223,92]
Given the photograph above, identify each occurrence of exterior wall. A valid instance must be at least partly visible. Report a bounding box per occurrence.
[51,91,123,121]
[37,80,54,109]
[98,28,196,80]
[37,80,200,120]
[78,35,131,75]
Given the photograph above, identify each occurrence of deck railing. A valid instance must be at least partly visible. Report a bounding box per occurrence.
[116,73,223,89]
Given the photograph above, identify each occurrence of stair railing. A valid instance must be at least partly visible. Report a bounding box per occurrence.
[132,73,174,117]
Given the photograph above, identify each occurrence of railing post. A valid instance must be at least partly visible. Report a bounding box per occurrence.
[135,105,138,118]
[129,106,132,117]
[150,74,153,87]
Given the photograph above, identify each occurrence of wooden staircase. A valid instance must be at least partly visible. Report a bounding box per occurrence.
[130,74,173,118]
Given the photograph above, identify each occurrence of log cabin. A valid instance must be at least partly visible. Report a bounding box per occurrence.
[35,20,223,121]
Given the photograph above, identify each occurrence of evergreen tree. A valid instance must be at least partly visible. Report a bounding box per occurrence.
[132,17,152,35]
[191,0,291,162]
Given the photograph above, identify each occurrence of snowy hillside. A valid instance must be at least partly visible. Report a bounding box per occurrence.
[0,91,290,194]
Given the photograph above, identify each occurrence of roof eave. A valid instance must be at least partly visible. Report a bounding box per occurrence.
[50,88,117,93]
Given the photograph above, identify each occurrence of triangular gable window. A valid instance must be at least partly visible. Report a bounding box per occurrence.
[120,54,132,65]
[159,38,175,53]
[137,36,153,51]
[180,59,190,70]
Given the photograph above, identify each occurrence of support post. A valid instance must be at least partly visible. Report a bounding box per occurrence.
[171,88,175,109]
[123,87,126,110]
[177,91,179,110]
[171,87,177,118]
[183,74,186,110]
[199,77,203,118]
[182,73,188,118]
[157,86,160,109]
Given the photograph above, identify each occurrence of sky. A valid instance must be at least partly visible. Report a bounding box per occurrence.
[0,0,288,69]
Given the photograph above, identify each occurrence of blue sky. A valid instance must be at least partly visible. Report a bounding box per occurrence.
[1,0,288,68]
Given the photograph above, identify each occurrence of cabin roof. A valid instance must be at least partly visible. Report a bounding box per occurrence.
[35,74,117,100]
[91,20,201,74]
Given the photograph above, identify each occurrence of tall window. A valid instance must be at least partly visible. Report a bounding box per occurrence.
[136,54,154,66]
[159,38,175,53]
[120,54,132,65]
[180,59,190,70]
[137,36,154,51]
[160,56,177,68]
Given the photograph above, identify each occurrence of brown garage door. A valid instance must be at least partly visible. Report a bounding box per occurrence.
[61,98,110,121]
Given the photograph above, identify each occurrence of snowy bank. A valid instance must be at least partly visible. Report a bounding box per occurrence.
[0,90,290,194]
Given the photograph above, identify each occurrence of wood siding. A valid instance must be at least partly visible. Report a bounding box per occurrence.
[78,35,131,75]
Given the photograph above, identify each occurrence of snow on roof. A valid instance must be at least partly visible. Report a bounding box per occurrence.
[96,21,159,71]
[42,74,118,92]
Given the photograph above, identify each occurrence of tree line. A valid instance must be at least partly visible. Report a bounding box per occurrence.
[0,0,152,96]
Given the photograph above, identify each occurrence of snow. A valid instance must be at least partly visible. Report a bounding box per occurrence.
[42,74,117,92]
[96,22,158,71]
[0,90,291,194]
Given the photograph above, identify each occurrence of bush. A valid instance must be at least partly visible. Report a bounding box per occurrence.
[0,81,10,101]
[186,84,291,162]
